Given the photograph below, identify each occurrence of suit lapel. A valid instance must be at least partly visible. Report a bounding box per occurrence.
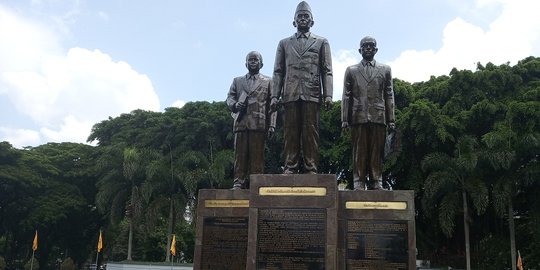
[371,64,381,81]
[292,36,303,57]
[250,75,262,93]
[301,36,317,55]
[291,34,316,56]
[242,76,250,94]
[360,64,371,82]
[360,61,379,83]
[243,74,262,96]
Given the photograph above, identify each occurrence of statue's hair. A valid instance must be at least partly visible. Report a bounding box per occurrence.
[360,36,377,48]
[246,51,263,65]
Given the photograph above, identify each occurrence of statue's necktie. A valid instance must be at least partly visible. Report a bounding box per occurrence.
[247,76,255,90]
[366,62,373,78]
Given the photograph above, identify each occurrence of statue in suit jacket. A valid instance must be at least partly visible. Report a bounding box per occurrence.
[227,51,276,189]
[270,1,333,174]
[341,36,396,190]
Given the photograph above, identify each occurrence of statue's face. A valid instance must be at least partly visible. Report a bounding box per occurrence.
[360,40,378,61]
[294,11,313,31]
[246,54,262,72]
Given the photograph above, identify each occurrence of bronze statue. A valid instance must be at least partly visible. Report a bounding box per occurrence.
[227,51,276,189]
[341,36,396,190]
[270,1,333,174]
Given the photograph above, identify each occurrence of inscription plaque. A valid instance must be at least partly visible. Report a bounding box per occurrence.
[346,220,408,269]
[257,208,326,269]
[201,217,248,270]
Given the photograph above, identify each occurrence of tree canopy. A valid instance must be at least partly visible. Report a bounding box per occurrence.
[1,57,539,269]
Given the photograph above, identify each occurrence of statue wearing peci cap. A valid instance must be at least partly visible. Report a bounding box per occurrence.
[270,1,333,174]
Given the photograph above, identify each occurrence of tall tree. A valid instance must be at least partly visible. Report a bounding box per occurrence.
[422,135,489,269]
[482,98,540,269]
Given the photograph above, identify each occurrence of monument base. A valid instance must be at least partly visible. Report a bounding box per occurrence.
[193,176,416,270]
[246,174,338,270]
[193,189,250,270]
[338,190,416,270]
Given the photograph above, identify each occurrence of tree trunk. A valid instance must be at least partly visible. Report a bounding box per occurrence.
[165,198,174,262]
[127,218,133,260]
[127,186,135,261]
[509,199,517,270]
[463,190,471,270]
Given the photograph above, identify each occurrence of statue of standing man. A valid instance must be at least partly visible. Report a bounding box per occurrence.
[270,1,333,174]
[341,36,395,190]
[227,51,276,189]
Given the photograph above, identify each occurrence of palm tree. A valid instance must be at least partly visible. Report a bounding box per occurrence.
[95,146,159,261]
[122,148,141,261]
[421,135,489,270]
[482,109,540,270]
[141,149,210,262]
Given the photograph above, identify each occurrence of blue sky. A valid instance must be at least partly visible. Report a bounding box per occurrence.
[1,0,539,148]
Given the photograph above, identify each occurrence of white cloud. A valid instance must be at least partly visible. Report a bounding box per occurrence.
[390,0,540,83]
[171,100,186,108]
[40,115,94,144]
[0,4,160,147]
[332,50,360,101]
[0,127,41,148]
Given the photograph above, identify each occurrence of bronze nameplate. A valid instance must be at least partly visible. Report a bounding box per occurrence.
[345,201,407,210]
[259,187,327,196]
[205,199,249,208]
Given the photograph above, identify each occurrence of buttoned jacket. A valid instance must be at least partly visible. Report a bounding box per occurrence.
[272,32,333,104]
[341,60,395,125]
[227,73,277,132]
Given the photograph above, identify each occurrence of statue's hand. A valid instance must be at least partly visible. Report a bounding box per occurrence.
[270,97,279,112]
[324,96,333,109]
[235,101,246,112]
[267,127,275,138]
[341,122,350,136]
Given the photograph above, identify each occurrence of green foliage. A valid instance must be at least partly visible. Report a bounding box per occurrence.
[2,57,540,268]
[474,234,511,269]
[0,256,5,270]
[59,258,77,270]
[24,259,39,270]
[319,102,350,179]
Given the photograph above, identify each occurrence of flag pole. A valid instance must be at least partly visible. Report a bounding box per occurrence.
[95,230,103,270]
[170,234,175,270]
[31,230,38,270]
[30,250,35,270]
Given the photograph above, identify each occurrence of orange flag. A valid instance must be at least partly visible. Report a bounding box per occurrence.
[32,230,38,251]
[97,230,103,253]
[517,250,524,270]
[170,234,176,257]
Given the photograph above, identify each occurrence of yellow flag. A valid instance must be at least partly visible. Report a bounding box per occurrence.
[517,250,524,270]
[32,230,38,251]
[97,230,103,252]
[170,235,176,256]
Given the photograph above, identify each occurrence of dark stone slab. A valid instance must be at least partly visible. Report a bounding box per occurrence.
[193,189,250,270]
[246,174,337,270]
[338,190,416,270]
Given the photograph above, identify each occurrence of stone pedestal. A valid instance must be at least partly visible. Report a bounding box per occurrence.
[193,177,416,270]
[246,174,337,270]
[193,189,250,270]
[337,190,416,270]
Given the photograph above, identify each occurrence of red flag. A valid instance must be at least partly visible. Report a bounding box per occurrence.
[32,230,38,251]
[97,230,103,253]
